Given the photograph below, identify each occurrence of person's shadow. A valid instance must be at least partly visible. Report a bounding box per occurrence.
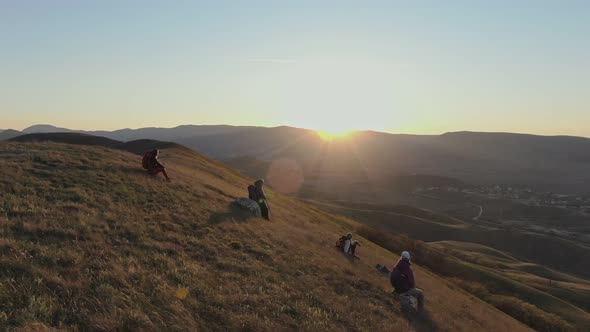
[389,290,438,332]
[121,166,149,176]
[208,202,256,225]
[404,308,438,332]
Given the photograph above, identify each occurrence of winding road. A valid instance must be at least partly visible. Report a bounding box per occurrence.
[300,198,467,228]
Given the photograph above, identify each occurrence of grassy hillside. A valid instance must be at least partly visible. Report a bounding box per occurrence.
[428,242,590,315]
[306,200,590,329]
[0,140,529,331]
[355,228,588,331]
[312,200,590,280]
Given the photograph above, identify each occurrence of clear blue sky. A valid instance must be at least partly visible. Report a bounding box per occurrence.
[1,1,589,136]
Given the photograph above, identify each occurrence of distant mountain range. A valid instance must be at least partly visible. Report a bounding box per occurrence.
[5,124,590,194]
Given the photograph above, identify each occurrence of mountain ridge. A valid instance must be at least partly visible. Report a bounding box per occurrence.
[7,125,590,193]
[18,124,590,140]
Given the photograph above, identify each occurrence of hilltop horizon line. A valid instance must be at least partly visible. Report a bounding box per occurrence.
[3,123,589,139]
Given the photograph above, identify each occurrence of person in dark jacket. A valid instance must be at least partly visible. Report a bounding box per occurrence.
[143,149,170,181]
[390,251,424,310]
[248,179,270,220]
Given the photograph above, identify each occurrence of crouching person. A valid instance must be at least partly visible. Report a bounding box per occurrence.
[390,251,424,311]
[337,233,360,257]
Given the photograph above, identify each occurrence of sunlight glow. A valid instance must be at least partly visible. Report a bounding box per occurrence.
[316,130,355,141]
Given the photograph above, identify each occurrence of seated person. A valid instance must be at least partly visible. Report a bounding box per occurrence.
[142,149,170,181]
[390,251,424,311]
[248,179,270,220]
[341,233,360,256]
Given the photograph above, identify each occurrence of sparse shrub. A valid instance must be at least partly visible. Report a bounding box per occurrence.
[490,295,574,332]
[450,278,490,299]
[11,219,26,235]
[280,305,299,318]
[230,241,242,250]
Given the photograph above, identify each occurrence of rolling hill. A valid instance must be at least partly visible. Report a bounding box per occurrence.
[0,134,531,331]
[10,132,122,147]
[309,200,590,330]
[21,125,74,134]
[8,133,189,156]
[11,124,590,194]
[0,130,22,141]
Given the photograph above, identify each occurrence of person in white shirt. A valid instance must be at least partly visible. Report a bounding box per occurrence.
[343,233,360,256]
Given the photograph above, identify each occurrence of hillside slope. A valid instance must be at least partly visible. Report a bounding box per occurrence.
[0,129,22,141]
[10,132,121,147]
[0,140,530,331]
[15,124,590,193]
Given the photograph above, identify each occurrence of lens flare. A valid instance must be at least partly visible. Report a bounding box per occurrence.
[266,158,304,194]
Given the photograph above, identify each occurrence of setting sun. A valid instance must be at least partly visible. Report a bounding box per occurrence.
[316,130,355,141]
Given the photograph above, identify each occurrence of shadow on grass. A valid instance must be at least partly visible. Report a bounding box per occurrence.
[208,202,256,225]
[339,251,362,266]
[9,223,78,245]
[404,308,439,332]
[121,167,149,175]
[121,167,170,182]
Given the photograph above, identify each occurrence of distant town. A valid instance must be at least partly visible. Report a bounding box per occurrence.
[416,185,590,214]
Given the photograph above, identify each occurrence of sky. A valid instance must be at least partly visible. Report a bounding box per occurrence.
[1,1,589,136]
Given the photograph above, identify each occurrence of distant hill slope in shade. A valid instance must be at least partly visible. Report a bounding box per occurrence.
[115,138,193,155]
[22,124,74,134]
[95,124,256,142]
[0,129,22,141]
[10,132,121,147]
[16,124,590,193]
[0,140,531,331]
[9,133,190,157]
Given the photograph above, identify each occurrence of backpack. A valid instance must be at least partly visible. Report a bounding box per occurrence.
[336,236,348,251]
[248,185,257,201]
[391,268,411,293]
[142,151,154,170]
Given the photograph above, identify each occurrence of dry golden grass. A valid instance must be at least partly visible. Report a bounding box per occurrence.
[428,241,590,328]
[0,141,530,331]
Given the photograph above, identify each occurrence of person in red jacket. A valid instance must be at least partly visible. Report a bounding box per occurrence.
[390,251,424,310]
[142,149,170,181]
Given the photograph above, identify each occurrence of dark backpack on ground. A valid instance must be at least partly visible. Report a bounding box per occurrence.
[376,264,390,274]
